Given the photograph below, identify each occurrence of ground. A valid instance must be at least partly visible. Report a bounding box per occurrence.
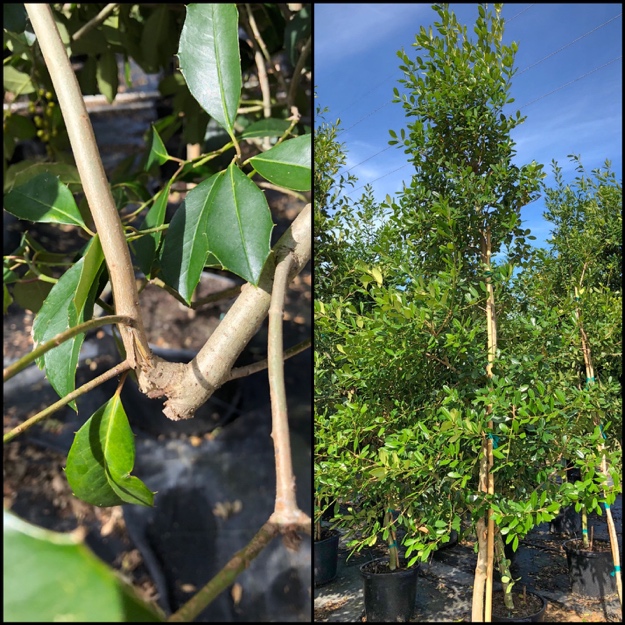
[3,190,310,617]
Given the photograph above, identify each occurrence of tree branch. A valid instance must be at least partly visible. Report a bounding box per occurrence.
[145,203,311,421]
[25,4,152,373]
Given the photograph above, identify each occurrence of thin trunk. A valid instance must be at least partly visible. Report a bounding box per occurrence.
[574,285,622,605]
[473,226,497,621]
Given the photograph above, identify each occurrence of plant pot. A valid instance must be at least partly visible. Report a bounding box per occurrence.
[562,538,617,598]
[492,589,547,622]
[359,557,419,622]
[435,529,458,551]
[314,529,339,586]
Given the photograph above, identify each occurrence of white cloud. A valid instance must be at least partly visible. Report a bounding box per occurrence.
[315,4,429,70]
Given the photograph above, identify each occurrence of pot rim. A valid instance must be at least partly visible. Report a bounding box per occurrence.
[492,588,547,619]
[359,556,420,576]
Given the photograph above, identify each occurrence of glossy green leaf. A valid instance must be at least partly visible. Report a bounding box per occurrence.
[4,172,85,228]
[160,164,273,301]
[241,118,292,139]
[133,181,171,277]
[160,175,218,303]
[32,237,104,410]
[206,164,273,284]
[66,395,155,508]
[96,51,118,103]
[4,161,82,194]
[3,65,35,95]
[249,134,311,191]
[177,3,241,137]
[145,125,169,170]
[4,510,163,622]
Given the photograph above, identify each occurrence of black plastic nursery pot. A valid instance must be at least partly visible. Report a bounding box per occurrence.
[360,557,419,622]
[492,589,547,623]
[314,529,340,587]
[562,538,617,598]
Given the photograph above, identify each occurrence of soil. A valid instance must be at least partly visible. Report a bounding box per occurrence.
[3,190,310,617]
[315,501,623,623]
[491,589,545,620]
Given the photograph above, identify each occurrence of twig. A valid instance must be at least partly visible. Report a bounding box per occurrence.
[3,360,132,443]
[227,338,311,382]
[167,521,279,622]
[71,3,118,42]
[287,35,311,113]
[3,315,136,382]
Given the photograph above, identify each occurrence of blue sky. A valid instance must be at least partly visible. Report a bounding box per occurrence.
[315,3,622,250]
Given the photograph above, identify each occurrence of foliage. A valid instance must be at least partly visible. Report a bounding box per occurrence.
[4,509,164,622]
[313,3,621,595]
[4,3,311,621]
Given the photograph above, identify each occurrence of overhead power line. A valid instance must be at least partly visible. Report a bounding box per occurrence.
[506,4,534,23]
[517,12,622,76]
[330,11,621,143]
[519,55,622,109]
[344,54,622,198]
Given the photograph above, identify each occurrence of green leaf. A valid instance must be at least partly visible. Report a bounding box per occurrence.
[4,283,13,314]
[160,165,273,299]
[250,134,311,191]
[160,175,219,303]
[145,125,169,169]
[369,467,387,479]
[4,4,27,33]
[178,3,241,138]
[140,6,174,72]
[12,270,54,314]
[4,510,163,622]
[241,118,292,139]
[3,65,35,95]
[4,172,85,228]
[205,164,273,284]
[66,395,155,508]
[133,181,171,277]
[4,161,82,194]
[96,51,119,103]
[32,238,104,410]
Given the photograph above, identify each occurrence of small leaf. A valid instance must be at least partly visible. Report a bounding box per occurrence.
[249,134,311,191]
[3,65,35,95]
[370,267,383,286]
[241,118,292,139]
[178,4,241,137]
[4,172,85,228]
[145,125,169,170]
[96,51,118,103]
[66,395,155,508]
[133,181,171,276]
